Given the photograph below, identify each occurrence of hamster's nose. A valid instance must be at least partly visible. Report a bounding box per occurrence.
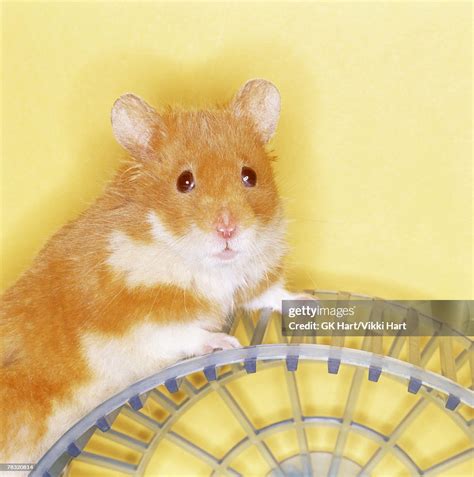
[217,224,236,240]
[216,212,237,239]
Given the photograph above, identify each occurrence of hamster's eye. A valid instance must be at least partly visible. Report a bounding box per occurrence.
[177,170,195,193]
[241,167,257,188]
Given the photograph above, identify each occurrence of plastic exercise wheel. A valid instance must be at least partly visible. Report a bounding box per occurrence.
[32,291,473,477]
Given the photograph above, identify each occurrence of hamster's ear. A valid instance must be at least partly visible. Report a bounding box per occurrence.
[231,79,281,143]
[111,93,166,160]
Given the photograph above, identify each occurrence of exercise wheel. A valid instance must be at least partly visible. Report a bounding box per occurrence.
[32,291,473,477]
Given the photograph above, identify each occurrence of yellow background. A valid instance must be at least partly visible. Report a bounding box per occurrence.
[1,1,472,299]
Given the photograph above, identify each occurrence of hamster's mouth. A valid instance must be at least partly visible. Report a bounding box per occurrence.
[214,242,238,261]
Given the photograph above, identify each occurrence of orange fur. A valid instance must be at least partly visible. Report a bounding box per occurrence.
[0,80,287,463]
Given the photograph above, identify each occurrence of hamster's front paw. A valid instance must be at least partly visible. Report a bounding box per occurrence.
[202,333,242,354]
[244,284,320,314]
[278,292,320,315]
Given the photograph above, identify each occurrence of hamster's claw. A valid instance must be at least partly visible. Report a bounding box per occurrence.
[202,333,242,354]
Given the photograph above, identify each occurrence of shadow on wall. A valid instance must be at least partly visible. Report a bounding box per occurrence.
[1,39,321,291]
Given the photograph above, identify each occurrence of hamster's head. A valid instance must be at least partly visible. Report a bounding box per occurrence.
[111,80,286,268]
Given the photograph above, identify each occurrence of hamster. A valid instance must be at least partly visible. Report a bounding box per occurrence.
[0,79,303,466]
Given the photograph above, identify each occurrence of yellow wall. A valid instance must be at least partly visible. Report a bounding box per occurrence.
[1,1,472,299]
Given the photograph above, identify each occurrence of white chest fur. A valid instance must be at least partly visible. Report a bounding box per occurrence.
[81,320,212,389]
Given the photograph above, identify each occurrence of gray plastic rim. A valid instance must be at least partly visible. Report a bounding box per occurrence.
[31,343,474,477]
